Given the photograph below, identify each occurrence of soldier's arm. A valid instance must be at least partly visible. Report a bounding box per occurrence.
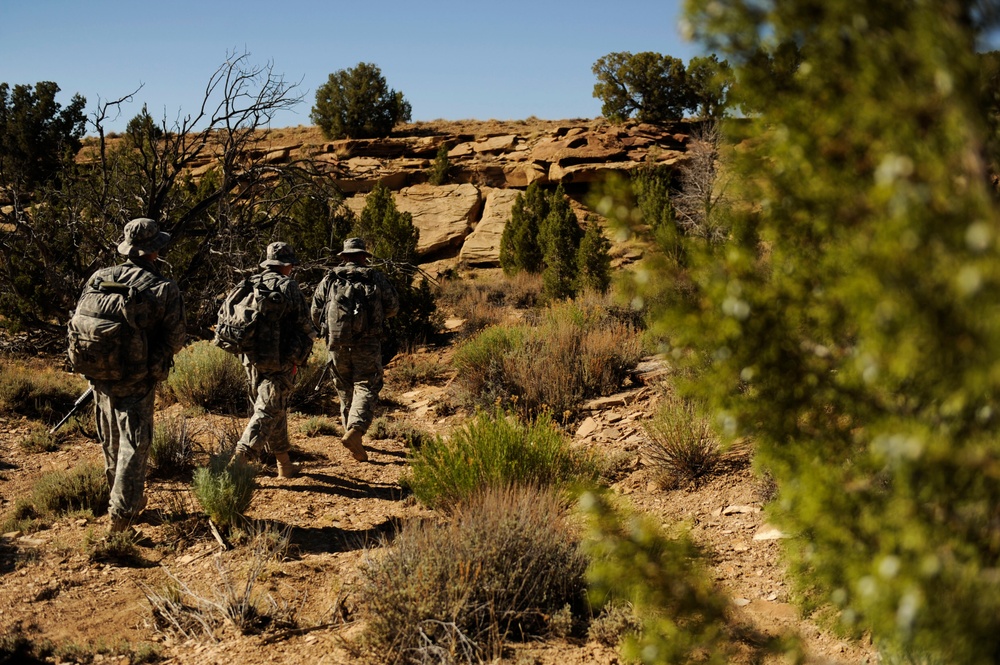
[161,282,187,357]
[379,272,400,319]
[288,281,318,341]
[310,274,330,332]
[146,280,186,382]
[284,280,317,365]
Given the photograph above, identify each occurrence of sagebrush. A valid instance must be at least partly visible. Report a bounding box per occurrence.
[359,485,588,663]
[164,341,248,415]
[191,456,257,530]
[406,408,597,510]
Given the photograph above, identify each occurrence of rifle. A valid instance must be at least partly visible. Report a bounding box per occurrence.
[314,360,332,392]
[50,387,94,434]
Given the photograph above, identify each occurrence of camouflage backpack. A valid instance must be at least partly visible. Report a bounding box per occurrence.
[323,266,384,345]
[67,266,160,382]
[212,274,287,361]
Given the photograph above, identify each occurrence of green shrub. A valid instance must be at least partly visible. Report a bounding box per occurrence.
[500,183,603,302]
[581,491,732,664]
[359,485,588,662]
[19,423,60,453]
[149,416,195,479]
[311,62,412,140]
[0,361,87,423]
[1,463,109,530]
[452,296,645,418]
[592,51,692,123]
[643,390,724,487]
[500,181,549,276]
[407,408,597,510]
[1,498,47,534]
[451,324,528,408]
[428,143,450,185]
[298,416,339,438]
[539,185,583,301]
[85,528,145,565]
[587,600,642,647]
[654,1,1000,660]
[30,462,109,517]
[576,217,612,295]
[164,341,248,415]
[191,456,257,529]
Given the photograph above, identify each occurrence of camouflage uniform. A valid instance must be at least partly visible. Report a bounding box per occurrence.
[311,238,399,449]
[82,219,186,528]
[234,243,316,462]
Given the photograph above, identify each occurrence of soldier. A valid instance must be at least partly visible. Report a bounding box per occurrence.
[68,218,186,534]
[311,237,399,462]
[230,242,316,478]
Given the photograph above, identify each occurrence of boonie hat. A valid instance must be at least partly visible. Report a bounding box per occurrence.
[260,242,300,269]
[338,237,371,257]
[117,218,171,256]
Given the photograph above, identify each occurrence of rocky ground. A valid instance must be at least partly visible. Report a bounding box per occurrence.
[0,334,877,664]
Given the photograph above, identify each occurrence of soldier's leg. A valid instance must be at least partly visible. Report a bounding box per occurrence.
[93,389,118,489]
[345,341,384,435]
[329,348,355,431]
[261,371,294,456]
[236,373,285,455]
[107,387,156,523]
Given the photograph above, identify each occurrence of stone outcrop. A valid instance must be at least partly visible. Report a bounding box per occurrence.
[176,118,699,267]
[459,188,522,266]
[345,183,483,258]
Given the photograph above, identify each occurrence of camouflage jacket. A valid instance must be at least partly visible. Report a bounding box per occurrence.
[89,258,186,395]
[250,269,317,372]
[310,263,399,345]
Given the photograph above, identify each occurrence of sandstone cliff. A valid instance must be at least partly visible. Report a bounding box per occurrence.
[192,118,697,268]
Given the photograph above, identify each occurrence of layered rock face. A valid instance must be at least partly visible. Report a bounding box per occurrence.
[216,119,695,266]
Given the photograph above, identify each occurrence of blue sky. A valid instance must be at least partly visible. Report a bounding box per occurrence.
[0,0,705,134]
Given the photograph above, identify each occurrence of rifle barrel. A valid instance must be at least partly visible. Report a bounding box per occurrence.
[49,386,94,434]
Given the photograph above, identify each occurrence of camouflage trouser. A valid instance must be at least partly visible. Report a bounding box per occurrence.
[329,339,383,434]
[93,385,156,521]
[236,362,295,456]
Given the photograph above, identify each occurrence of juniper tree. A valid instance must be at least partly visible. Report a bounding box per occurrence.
[539,184,583,301]
[311,62,412,140]
[641,0,1000,661]
[577,217,612,295]
[592,52,691,123]
[499,181,549,276]
[428,143,450,186]
[353,182,434,356]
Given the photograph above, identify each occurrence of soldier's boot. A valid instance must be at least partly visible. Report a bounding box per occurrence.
[341,427,368,462]
[109,515,131,534]
[274,452,299,479]
[228,448,249,469]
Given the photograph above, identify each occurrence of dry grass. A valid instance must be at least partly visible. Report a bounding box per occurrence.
[149,415,197,479]
[0,359,88,423]
[435,271,543,338]
[358,485,588,663]
[643,389,750,488]
[143,525,298,642]
[451,294,645,419]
